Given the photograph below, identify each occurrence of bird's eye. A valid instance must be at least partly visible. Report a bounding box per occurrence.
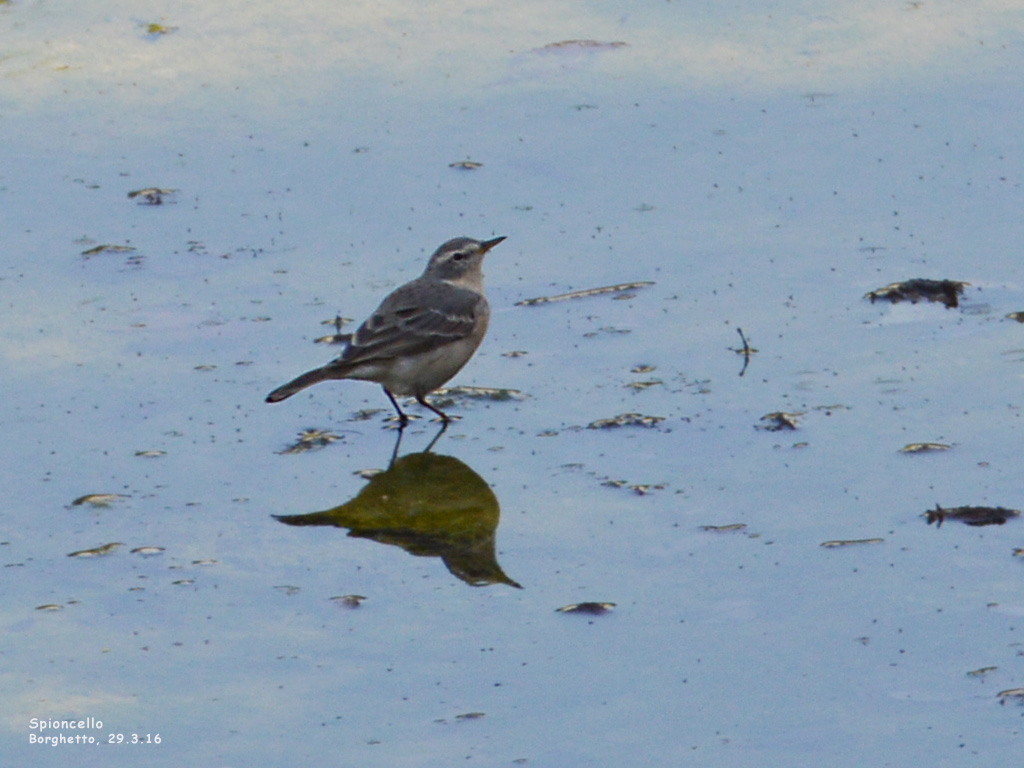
[451,251,468,261]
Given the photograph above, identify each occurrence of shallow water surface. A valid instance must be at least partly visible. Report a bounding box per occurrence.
[3,1,1024,765]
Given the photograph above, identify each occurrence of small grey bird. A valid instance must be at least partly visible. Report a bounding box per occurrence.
[266,236,505,424]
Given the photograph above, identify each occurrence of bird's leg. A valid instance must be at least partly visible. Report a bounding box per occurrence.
[383,388,409,427]
[416,394,450,424]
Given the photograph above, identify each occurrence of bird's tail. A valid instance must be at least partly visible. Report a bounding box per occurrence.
[265,366,337,403]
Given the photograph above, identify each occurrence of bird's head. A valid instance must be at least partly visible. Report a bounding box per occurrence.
[423,236,505,285]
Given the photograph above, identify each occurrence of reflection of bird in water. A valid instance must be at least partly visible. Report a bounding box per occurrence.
[274,447,520,589]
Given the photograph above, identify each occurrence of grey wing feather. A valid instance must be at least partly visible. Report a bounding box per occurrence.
[338,280,484,365]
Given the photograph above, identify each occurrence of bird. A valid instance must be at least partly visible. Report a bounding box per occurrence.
[266,236,505,425]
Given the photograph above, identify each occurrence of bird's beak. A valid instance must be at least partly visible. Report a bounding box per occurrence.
[480,236,506,253]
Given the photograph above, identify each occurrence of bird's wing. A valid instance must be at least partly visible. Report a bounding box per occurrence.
[338,279,485,365]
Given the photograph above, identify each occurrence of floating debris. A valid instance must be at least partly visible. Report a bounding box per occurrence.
[432,385,526,402]
[631,365,656,374]
[275,585,301,596]
[455,712,486,721]
[353,468,383,480]
[757,412,803,431]
[517,281,654,306]
[924,504,1021,528]
[314,331,352,344]
[330,594,366,608]
[997,688,1024,704]
[588,412,664,429]
[502,350,529,358]
[601,480,664,495]
[191,558,219,566]
[135,450,166,458]
[127,187,177,205]
[142,22,178,36]
[820,538,885,548]
[1013,548,1024,558]
[382,412,423,429]
[584,326,632,338]
[277,428,342,455]
[700,523,748,533]
[171,578,194,586]
[315,315,353,344]
[730,328,758,377]
[449,160,483,170]
[967,666,998,678]
[36,604,64,612]
[350,408,386,422]
[71,493,129,507]
[537,40,627,52]
[1006,312,1024,323]
[131,546,165,557]
[811,404,849,414]
[67,542,123,558]
[80,244,136,257]
[899,442,952,454]
[193,364,217,371]
[630,484,664,495]
[624,379,663,390]
[557,602,616,615]
[865,279,969,309]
